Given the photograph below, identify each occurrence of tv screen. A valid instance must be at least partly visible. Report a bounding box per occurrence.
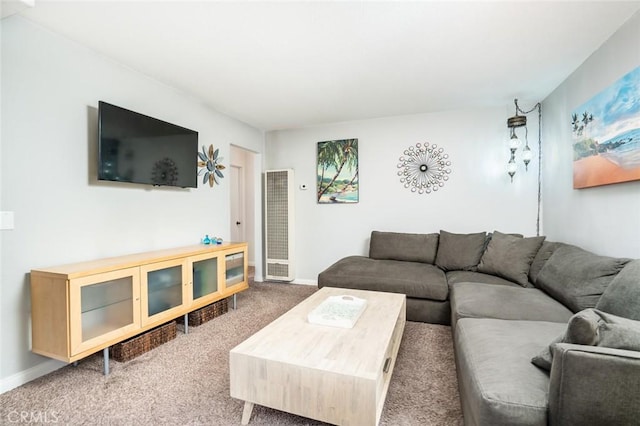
[98,101,198,188]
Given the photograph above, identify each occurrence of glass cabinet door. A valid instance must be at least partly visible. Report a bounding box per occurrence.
[225,251,245,287]
[192,254,220,302]
[147,266,182,316]
[69,267,140,355]
[140,259,189,326]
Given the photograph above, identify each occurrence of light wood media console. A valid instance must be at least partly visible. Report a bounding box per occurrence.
[30,242,248,373]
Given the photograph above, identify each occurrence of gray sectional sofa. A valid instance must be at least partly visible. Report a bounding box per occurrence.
[317,230,640,425]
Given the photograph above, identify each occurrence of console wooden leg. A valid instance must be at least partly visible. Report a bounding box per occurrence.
[241,401,254,425]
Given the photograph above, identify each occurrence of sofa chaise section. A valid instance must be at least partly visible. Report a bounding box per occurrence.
[319,231,453,324]
[317,255,450,324]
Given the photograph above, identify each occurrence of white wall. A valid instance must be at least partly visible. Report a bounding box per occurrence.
[542,11,640,258]
[0,17,263,389]
[266,107,541,283]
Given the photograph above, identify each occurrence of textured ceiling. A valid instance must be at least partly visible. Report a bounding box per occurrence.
[11,1,640,130]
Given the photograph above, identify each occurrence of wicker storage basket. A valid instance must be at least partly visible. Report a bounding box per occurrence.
[177,298,229,327]
[111,321,177,362]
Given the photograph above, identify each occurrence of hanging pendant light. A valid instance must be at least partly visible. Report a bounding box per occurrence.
[506,102,527,180]
[502,98,543,237]
[508,128,521,151]
[522,143,533,170]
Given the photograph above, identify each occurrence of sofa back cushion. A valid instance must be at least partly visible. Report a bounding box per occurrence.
[596,259,640,320]
[528,241,564,285]
[369,231,439,264]
[536,245,631,313]
[477,230,545,286]
[434,230,486,271]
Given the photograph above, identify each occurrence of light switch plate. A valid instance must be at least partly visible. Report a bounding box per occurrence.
[0,211,15,230]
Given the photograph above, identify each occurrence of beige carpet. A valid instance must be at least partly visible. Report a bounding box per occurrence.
[0,282,463,425]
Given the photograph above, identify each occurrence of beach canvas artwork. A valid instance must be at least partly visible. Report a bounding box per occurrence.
[572,66,640,189]
[317,138,359,203]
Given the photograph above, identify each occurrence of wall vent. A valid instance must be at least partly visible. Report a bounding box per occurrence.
[264,169,295,281]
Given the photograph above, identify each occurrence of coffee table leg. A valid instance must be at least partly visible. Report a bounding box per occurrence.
[241,401,254,425]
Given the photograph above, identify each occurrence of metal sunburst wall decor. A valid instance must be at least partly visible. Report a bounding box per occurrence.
[397,143,452,194]
[198,145,226,187]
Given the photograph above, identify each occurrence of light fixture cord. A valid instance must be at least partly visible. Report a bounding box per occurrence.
[514,100,542,236]
[536,103,541,237]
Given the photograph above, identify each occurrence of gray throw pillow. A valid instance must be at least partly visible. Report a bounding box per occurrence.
[434,231,486,271]
[532,309,640,371]
[369,231,439,264]
[530,334,562,371]
[536,245,631,313]
[481,231,523,253]
[477,230,545,286]
[596,259,640,320]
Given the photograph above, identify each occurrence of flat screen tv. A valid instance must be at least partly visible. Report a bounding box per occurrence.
[98,101,198,188]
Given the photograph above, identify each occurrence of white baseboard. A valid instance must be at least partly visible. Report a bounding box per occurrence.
[253,276,316,286]
[291,278,317,286]
[0,359,65,394]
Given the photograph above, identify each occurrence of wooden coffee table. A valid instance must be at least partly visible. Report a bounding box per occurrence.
[230,286,406,425]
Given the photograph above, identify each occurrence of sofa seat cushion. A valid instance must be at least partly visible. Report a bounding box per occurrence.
[317,256,448,301]
[446,271,523,288]
[450,282,573,328]
[455,318,566,426]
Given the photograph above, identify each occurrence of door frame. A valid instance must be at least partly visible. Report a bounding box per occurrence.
[230,164,246,243]
[229,145,261,280]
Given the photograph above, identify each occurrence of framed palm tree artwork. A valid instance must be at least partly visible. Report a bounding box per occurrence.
[317,139,359,203]
[572,66,640,189]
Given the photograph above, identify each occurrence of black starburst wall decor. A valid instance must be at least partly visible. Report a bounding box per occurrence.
[397,142,452,194]
[198,145,226,188]
[151,158,179,186]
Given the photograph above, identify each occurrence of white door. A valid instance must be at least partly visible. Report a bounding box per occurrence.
[230,165,245,242]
